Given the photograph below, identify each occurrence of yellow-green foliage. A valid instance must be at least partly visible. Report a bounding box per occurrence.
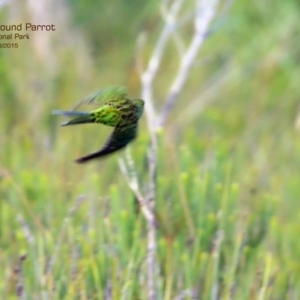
[1,0,300,299]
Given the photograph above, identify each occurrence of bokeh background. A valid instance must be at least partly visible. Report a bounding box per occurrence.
[1,0,300,298]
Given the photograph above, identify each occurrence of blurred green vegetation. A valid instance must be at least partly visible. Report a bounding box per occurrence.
[1,0,300,299]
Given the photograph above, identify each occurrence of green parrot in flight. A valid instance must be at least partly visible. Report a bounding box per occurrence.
[53,85,144,163]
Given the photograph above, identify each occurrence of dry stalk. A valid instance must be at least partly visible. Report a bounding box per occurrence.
[121,0,221,299]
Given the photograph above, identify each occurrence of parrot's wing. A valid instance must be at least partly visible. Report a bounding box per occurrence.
[71,86,128,111]
[52,105,121,127]
[75,125,137,163]
[90,105,121,127]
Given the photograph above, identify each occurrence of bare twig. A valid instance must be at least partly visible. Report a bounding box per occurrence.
[17,214,35,245]
[118,152,152,222]
[137,1,187,298]
[118,152,157,300]
[15,255,27,300]
[159,0,220,127]
[120,0,222,299]
[141,0,185,132]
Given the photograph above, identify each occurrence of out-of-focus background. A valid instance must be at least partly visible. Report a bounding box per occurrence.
[1,0,300,298]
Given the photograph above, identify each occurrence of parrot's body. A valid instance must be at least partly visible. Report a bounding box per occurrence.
[53,86,144,163]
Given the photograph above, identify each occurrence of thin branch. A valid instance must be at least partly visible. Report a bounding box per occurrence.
[136,2,187,299]
[122,1,222,299]
[159,0,220,127]
[118,152,157,300]
[141,0,185,132]
[15,255,27,300]
[118,153,152,222]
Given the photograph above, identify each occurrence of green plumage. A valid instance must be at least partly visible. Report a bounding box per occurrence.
[53,85,144,163]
